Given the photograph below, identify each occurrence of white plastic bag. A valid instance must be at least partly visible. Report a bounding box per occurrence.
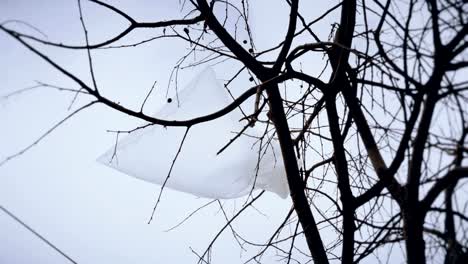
[98,68,289,199]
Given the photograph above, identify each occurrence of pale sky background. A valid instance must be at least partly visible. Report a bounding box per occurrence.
[0,1,360,264]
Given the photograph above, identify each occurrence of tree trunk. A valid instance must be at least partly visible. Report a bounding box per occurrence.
[404,210,426,264]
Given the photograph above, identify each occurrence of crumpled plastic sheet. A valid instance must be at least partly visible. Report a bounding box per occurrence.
[98,68,289,199]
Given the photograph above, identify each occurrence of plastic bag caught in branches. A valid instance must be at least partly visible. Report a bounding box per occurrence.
[98,68,289,199]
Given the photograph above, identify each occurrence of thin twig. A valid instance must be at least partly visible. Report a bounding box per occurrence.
[148,127,191,223]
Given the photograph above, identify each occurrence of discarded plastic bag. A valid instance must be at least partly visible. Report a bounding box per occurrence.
[98,68,289,199]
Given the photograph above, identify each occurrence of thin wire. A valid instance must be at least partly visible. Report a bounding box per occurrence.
[0,205,78,264]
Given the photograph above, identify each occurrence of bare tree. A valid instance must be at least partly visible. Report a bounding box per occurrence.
[1,0,467,263]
